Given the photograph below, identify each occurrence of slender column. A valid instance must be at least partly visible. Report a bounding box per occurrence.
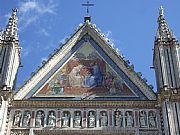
[44,110,48,127]
[82,109,87,128]
[173,102,180,135]
[123,110,125,128]
[177,103,180,131]
[112,110,115,127]
[134,110,139,128]
[20,110,24,127]
[70,110,74,128]
[109,109,112,127]
[57,110,61,127]
[166,101,176,135]
[30,111,35,127]
[96,110,99,127]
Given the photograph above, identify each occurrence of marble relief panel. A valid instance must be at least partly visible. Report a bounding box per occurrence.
[11,108,158,130]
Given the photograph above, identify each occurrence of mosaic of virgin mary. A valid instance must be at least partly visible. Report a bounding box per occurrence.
[37,44,134,96]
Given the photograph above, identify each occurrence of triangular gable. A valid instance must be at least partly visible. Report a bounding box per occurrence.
[33,42,137,99]
[14,22,156,100]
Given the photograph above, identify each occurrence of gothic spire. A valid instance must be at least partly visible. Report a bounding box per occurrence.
[156,6,174,40]
[4,8,18,40]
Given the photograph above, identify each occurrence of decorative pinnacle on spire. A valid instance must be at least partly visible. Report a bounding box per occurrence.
[4,8,18,40]
[156,6,174,40]
[159,6,164,16]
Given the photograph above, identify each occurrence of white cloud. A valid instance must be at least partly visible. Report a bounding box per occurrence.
[21,47,31,58]
[37,28,49,36]
[18,0,58,30]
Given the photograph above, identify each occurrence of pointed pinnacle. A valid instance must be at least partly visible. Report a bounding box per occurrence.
[159,6,164,16]
[5,8,18,39]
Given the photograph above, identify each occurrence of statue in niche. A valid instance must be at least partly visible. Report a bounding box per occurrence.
[125,112,133,127]
[139,111,147,127]
[48,111,56,127]
[88,111,96,128]
[35,111,44,127]
[13,111,22,127]
[100,112,108,127]
[22,111,31,127]
[114,111,123,127]
[62,112,70,127]
[74,112,81,127]
[148,112,156,128]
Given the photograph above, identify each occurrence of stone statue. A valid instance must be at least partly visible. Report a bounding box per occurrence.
[62,112,70,127]
[88,112,96,128]
[74,112,81,127]
[125,112,133,127]
[22,111,31,127]
[114,111,123,127]
[13,111,22,127]
[149,112,156,128]
[48,112,56,127]
[35,111,44,127]
[139,111,147,127]
[100,112,108,127]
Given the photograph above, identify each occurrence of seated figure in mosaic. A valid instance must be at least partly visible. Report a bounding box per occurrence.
[88,111,96,128]
[139,111,147,127]
[100,112,108,127]
[22,111,31,127]
[114,111,123,127]
[35,111,44,127]
[48,112,56,127]
[62,112,70,127]
[125,112,133,127]
[13,111,22,127]
[148,112,156,128]
[74,112,81,127]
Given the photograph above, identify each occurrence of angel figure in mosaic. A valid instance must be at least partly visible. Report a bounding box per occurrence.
[68,65,83,86]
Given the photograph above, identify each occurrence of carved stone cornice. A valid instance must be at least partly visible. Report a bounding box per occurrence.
[10,129,29,135]
[11,100,158,109]
[34,128,135,135]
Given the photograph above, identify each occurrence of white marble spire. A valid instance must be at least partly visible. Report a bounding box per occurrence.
[156,6,174,40]
[4,8,18,40]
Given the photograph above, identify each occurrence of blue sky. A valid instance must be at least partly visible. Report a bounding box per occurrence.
[0,0,180,91]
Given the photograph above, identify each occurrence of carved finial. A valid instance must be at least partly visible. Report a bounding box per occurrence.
[159,6,164,16]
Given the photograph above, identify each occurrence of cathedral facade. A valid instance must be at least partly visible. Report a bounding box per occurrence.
[0,7,180,135]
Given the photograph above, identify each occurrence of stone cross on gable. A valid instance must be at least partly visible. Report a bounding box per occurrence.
[82,1,94,16]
